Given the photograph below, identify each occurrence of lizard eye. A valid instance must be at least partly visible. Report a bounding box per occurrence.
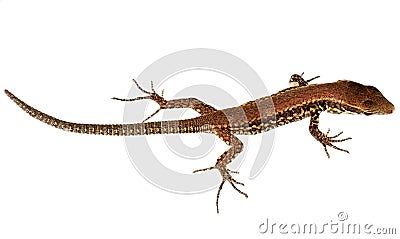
[362,100,374,108]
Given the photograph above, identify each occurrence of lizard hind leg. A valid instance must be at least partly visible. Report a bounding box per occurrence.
[112,79,218,122]
[111,79,168,122]
[193,131,247,213]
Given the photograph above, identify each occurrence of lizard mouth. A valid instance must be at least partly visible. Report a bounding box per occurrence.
[376,101,395,115]
[384,102,395,114]
[363,106,395,115]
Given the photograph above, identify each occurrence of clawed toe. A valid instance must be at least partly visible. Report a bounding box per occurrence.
[216,170,247,213]
[192,166,215,174]
[289,72,320,87]
[227,168,239,174]
[321,129,352,158]
[193,165,247,213]
[112,79,167,122]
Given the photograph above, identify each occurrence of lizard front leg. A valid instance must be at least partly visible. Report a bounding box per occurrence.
[309,111,352,158]
[112,79,217,122]
[193,129,247,213]
[289,72,320,87]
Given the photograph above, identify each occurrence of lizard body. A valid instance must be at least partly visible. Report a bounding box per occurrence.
[5,74,394,213]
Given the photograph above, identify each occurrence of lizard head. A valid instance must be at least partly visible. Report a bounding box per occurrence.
[338,80,395,115]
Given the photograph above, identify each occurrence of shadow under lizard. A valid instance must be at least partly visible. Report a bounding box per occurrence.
[4,74,395,213]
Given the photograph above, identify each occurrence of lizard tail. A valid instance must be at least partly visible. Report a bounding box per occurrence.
[4,89,214,136]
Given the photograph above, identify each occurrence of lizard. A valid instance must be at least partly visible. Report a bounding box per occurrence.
[4,74,395,213]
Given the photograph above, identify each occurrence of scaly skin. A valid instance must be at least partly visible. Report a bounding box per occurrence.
[4,74,395,213]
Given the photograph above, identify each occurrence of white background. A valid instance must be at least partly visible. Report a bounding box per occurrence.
[0,1,399,238]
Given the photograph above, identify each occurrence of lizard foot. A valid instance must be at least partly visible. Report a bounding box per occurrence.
[289,72,320,87]
[317,128,352,158]
[193,165,247,213]
[112,79,167,122]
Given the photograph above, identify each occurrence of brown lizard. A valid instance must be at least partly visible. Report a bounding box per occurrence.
[4,74,395,213]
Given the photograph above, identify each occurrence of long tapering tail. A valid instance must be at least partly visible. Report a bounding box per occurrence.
[4,89,213,136]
